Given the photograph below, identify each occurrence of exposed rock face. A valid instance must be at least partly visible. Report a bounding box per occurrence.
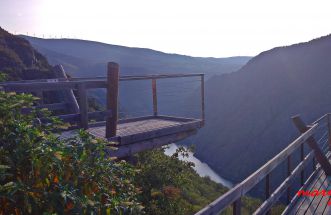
[0,27,54,80]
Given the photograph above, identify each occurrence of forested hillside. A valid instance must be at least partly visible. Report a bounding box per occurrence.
[0,26,272,215]
[21,35,250,78]
[0,27,54,80]
[194,34,331,183]
[21,36,251,119]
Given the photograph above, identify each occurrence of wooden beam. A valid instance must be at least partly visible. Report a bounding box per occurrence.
[328,114,331,151]
[53,65,80,113]
[78,83,88,129]
[287,155,291,204]
[3,81,77,92]
[233,198,241,215]
[35,91,43,104]
[201,74,205,126]
[300,144,305,186]
[88,110,112,121]
[106,62,119,138]
[152,79,158,116]
[292,115,331,176]
[2,80,107,92]
[33,102,68,111]
[107,129,197,158]
[265,173,271,215]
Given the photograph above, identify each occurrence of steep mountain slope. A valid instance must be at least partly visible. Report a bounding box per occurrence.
[21,36,251,78]
[194,35,331,182]
[0,27,54,80]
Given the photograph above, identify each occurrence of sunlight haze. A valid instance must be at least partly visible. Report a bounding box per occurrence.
[1,0,330,57]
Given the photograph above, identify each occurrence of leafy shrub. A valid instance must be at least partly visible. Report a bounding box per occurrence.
[134,147,226,215]
[0,91,142,214]
[0,72,7,82]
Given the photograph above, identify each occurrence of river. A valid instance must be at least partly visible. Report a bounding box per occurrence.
[164,143,233,188]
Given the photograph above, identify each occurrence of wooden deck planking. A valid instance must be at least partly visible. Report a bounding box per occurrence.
[288,170,324,214]
[88,115,202,145]
[282,167,322,215]
[305,173,328,215]
[285,167,331,215]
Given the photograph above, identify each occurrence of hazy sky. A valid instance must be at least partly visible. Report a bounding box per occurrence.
[1,0,331,57]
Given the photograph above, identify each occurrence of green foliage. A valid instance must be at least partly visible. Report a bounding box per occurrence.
[134,147,226,214]
[0,91,284,215]
[134,148,285,215]
[0,91,142,214]
[0,72,7,82]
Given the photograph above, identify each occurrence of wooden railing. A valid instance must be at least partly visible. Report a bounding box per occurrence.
[0,62,205,138]
[196,114,331,215]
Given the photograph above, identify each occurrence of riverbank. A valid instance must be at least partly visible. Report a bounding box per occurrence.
[164,143,233,188]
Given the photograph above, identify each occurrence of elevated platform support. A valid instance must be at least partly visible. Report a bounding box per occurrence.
[0,61,205,158]
[88,115,202,158]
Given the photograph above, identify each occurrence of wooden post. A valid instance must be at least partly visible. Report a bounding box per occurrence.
[300,144,305,186]
[292,115,331,176]
[287,155,291,204]
[106,62,119,138]
[35,91,43,105]
[265,174,271,215]
[78,83,88,129]
[53,65,80,113]
[233,198,241,215]
[201,74,205,126]
[328,114,331,151]
[152,79,158,116]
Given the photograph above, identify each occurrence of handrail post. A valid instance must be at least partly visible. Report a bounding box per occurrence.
[233,198,241,215]
[265,173,271,215]
[328,114,331,151]
[78,83,88,129]
[106,62,119,138]
[201,74,205,126]
[300,144,305,185]
[35,91,43,105]
[152,78,158,116]
[292,115,331,176]
[287,155,291,204]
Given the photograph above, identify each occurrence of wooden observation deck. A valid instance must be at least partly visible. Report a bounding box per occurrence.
[0,62,205,158]
[196,114,331,215]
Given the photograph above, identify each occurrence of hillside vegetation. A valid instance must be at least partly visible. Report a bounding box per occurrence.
[22,35,250,78]
[194,34,331,183]
[0,26,272,215]
[0,89,283,214]
[0,27,54,80]
[21,35,251,119]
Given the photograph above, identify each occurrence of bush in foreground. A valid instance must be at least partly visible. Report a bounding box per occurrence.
[0,91,142,214]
